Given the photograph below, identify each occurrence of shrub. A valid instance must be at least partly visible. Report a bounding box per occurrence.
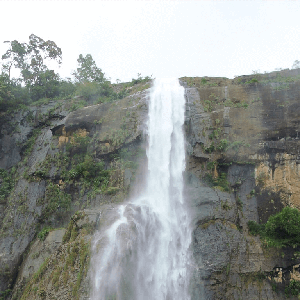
[43,182,71,220]
[76,82,99,101]
[248,207,300,248]
[285,280,300,296]
[0,289,12,300]
[217,139,229,151]
[58,79,76,98]
[204,172,230,192]
[66,155,109,191]
[247,220,265,236]
[37,227,52,241]
[0,168,14,204]
[265,207,300,246]
[204,142,215,153]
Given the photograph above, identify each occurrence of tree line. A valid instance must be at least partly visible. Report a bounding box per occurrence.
[0,34,151,112]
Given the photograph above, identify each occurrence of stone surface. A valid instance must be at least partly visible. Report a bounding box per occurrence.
[182,70,300,299]
[0,82,150,296]
[2,72,300,299]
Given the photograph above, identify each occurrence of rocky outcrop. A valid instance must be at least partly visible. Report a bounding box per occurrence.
[2,70,300,299]
[182,69,300,299]
[0,81,150,298]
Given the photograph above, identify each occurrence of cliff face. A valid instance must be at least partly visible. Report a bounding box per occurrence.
[1,70,300,299]
[182,69,300,299]
[0,82,150,299]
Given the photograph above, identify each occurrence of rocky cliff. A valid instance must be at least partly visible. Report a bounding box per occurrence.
[182,69,300,299]
[0,81,150,299]
[1,70,300,299]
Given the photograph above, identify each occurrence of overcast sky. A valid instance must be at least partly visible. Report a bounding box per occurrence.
[0,0,299,82]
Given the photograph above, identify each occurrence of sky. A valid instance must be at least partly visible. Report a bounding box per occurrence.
[0,0,300,82]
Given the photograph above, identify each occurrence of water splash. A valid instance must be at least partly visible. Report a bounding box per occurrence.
[91,78,191,300]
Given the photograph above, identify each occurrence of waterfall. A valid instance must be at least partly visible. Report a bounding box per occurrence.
[91,78,191,300]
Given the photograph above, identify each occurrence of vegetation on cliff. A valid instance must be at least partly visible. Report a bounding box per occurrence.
[0,34,151,299]
[248,206,300,248]
[0,34,151,113]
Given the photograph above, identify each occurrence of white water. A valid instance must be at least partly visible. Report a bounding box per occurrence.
[91,78,191,300]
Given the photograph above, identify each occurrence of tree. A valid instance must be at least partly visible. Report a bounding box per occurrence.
[265,206,300,243]
[1,34,62,87]
[292,60,300,69]
[1,40,26,80]
[73,54,105,83]
[0,73,14,111]
[30,69,60,101]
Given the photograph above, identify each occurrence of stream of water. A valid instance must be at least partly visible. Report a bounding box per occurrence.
[91,78,191,300]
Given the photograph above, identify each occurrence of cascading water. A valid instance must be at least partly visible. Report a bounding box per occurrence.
[91,78,191,300]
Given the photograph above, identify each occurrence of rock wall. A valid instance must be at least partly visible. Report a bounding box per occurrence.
[0,81,150,299]
[182,69,300,299]
[2,70,300,299]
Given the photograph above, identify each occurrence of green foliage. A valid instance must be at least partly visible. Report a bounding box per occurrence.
[207,161,217,170]
[256,171,269,187]
[37,227,52,241]
[221,200,231,211]
[245,77,259,84]
[75,81,99,101]
[0,289,12,300]
[248,207,300,248]
[265,207,300,247]
[73,54,104,84]
[66,155,109,191]
[260,73,300,85]
[224,98,248,108]
[209,128,221,140]
[1,40,27,79]
[23,128,41,156]
[75,80,125,104]
[20,257,50,300]
[204,172,231,192]
[66,134,90,153]
[128,73,151,85]
[72,239,90,299]
[201,77,207,84]
[204,142,215,153]
[58,78,76,98]
[2,34,62,87]
[0,73,14,111]
[1,35,73,109]
[0,168,15,204]
[106,128,130,148]
[228,140,250,152]
[68,99,88,112]
[30,97,51,106]
[292,60,300,69]
[237,197,243,209]
[1,36,151,111]
[32,257,50,284]
[217,139,230,151]
[247,220,265,236]
[43,182,71,220]
[30,70,60,101]
[104,187,120,195]
[285,280,300,296]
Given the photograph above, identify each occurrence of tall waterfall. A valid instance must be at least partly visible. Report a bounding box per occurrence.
[91,78,191,300]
